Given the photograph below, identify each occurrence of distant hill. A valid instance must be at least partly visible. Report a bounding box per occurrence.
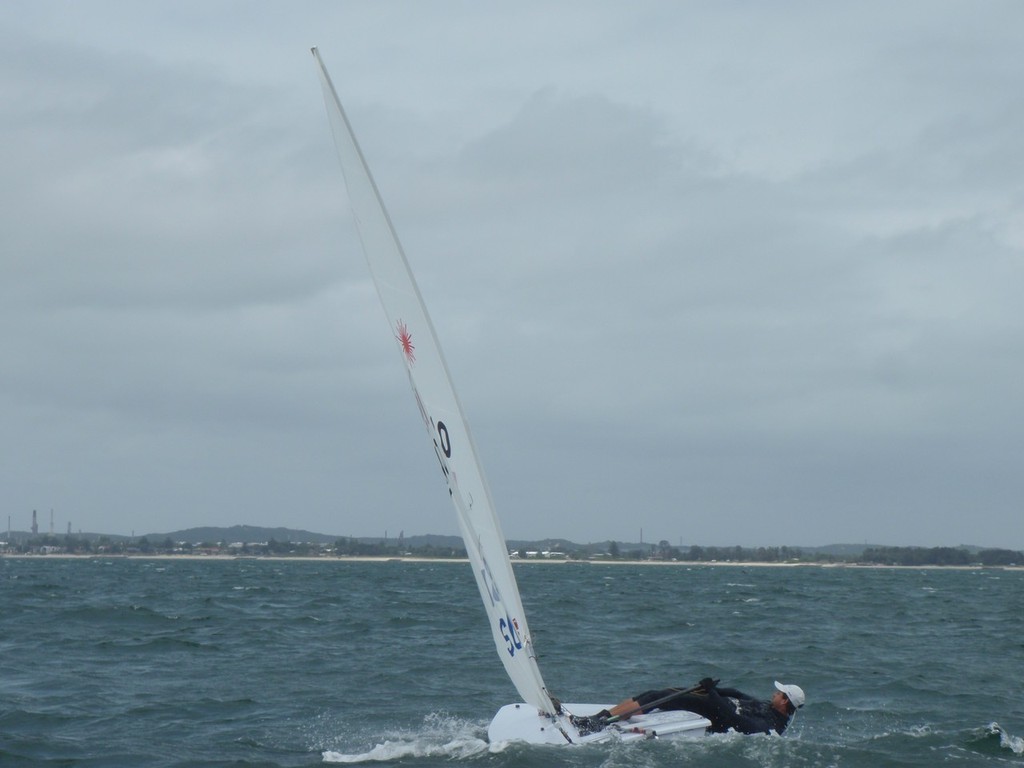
[803,543,884,557]
[151,525,340,545]
[7,524,1007,559]
[139,529,907,559]
[148,526,466,549]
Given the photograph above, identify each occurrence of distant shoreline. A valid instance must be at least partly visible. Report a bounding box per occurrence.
[2,553,1020,570]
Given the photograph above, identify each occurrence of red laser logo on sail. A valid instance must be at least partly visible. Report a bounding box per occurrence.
[396,320,416,364]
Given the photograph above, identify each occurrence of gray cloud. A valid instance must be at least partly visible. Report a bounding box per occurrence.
[2,2,1022,549]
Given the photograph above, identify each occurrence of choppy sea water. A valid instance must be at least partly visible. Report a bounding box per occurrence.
[1,557,1021,767]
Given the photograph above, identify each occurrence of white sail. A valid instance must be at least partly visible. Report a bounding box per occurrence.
[312,48,555,716]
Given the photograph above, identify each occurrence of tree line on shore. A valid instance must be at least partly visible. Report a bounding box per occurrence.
[3,533,1020,567]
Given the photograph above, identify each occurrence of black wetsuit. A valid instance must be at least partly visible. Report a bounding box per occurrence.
[633,686,790,735]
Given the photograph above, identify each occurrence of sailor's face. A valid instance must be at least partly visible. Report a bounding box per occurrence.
[771,690,791,714]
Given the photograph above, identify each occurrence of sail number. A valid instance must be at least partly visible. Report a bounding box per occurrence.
[500,613,524,657]
[437,421,451,458]
[433,421,453,495]
[482,557,524,657]
[433,421,522,657]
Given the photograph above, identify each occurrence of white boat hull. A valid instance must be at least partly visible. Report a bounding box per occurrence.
[488,702,710,745]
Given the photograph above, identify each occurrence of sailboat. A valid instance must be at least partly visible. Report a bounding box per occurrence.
[312,48,709,744]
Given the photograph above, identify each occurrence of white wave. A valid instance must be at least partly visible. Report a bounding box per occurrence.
[323,736,488,763]
[989,722,1024,755]
[322,714,489,764]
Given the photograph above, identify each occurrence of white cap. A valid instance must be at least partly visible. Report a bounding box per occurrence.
[774,681,805,709]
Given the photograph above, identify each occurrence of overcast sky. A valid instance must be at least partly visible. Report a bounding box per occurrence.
[2,2,1022,549]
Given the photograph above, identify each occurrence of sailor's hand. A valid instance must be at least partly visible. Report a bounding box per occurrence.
[698,677,719,693]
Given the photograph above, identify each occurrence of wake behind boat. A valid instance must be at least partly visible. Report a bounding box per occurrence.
[311,47,709,744]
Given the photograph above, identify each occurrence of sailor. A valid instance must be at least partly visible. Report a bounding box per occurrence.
[574,678,805,736]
